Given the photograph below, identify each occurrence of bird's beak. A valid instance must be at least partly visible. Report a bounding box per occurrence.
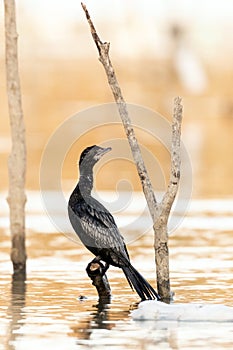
[98,146,112,157]
[95,146,112,160]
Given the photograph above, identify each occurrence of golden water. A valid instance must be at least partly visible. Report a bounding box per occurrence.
[1,193,233,349]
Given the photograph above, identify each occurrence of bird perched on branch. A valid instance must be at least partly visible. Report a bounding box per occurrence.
[68,145,159,301]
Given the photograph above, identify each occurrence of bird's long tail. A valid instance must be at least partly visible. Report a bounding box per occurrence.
[122,264,160,301]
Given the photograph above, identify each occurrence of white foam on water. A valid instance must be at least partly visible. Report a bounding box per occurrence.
[132,300,233,322]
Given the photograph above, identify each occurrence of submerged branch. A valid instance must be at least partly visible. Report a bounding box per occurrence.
[86,261,111,303]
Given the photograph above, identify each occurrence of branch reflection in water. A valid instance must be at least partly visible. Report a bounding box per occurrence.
[70,302,113,342]
[6,276,26,350]
[69,298,137,344]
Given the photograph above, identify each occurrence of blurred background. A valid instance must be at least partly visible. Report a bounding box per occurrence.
[1,4,233,347]
[1,0,233,197]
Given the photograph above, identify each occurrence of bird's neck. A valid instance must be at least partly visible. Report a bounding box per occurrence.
[77,169,94,198]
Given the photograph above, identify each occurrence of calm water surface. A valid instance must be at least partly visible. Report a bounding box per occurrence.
[1,192,233,350]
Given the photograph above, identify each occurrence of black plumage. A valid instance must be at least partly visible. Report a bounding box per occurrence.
[68,145,159,301]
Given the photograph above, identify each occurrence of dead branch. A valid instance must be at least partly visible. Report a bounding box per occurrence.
[81,3,183,301]
[81,2,158,223]
[86,261,111,303]
[4,0,27,279]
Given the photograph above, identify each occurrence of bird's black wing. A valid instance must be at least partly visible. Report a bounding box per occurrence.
[70,197,130,263]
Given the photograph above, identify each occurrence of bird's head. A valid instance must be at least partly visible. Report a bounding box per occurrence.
[79,145,112,171]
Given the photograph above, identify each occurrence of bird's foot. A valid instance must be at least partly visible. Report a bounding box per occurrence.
[90,257,109,276]
[101,263,109,276]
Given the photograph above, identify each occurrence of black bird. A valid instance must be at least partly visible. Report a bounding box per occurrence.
[68,145,159,301]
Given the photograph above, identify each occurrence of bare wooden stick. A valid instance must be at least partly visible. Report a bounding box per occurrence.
[4,0,27,278]
[86,261,111,303]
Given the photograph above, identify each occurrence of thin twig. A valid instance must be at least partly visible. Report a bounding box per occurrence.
[160,97,183,219]
[81,3,158,222]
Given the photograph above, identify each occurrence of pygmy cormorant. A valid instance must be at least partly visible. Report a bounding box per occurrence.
[68,145,159,301]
